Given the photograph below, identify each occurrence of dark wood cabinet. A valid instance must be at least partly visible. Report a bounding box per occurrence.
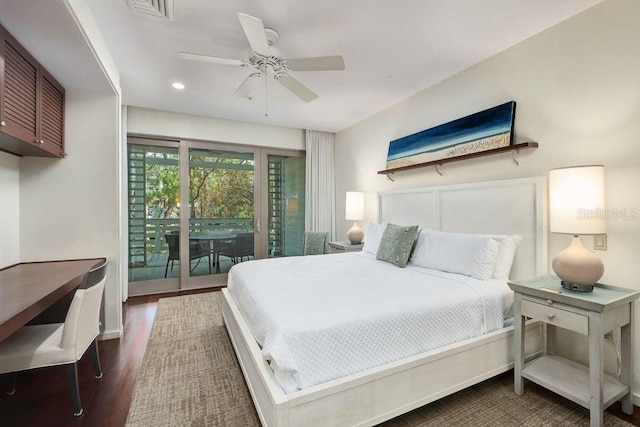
[39,68,65,155]
[0,24,65,158]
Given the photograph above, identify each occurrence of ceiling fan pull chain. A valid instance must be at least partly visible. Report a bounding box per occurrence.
[265,70,268,117]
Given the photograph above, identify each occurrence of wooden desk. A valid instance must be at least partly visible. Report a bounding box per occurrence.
[0,258,105,342]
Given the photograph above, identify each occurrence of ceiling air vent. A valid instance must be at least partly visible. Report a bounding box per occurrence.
[126,0,174,21]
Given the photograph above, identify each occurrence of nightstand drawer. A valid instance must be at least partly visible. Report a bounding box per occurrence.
[520,299,588,334]
[327,241,363,253]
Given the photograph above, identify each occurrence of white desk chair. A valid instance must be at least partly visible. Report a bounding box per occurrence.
[0,261,108,416]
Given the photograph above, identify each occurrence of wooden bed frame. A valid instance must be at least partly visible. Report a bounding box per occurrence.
[222,177,548,426]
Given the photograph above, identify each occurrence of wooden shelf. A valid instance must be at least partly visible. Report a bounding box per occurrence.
[377,142,538,176]
[522,355,628,410]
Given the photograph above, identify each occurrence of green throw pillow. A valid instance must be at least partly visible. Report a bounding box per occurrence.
[376,224,419,268]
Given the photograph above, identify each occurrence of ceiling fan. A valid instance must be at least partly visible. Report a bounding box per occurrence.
[179,13,345,104]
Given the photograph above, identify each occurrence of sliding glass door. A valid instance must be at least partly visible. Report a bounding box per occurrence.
[127,141,181,291]
[127,137,304,296]
[187,146,255,287]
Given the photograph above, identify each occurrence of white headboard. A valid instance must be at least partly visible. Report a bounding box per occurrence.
[378,177,547,280]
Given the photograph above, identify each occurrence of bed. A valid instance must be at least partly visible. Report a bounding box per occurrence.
[222,177,547,426]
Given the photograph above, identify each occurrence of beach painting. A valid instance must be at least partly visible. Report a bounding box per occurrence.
[385,101,516,170]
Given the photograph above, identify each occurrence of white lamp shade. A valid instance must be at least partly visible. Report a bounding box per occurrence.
[549,165,605,235]
[345,191,364,221]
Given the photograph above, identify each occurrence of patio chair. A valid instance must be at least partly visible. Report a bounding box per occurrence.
[164,233,211,277]
[218,232,254,264]
[303,231,328,255]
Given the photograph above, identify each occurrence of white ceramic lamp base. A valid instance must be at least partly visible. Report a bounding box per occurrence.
[552,235,604,292]
[347,221,364,245]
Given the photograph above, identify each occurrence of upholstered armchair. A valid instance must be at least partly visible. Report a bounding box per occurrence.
[303,231,329,255]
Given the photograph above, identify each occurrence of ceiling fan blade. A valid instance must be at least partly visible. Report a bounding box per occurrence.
[237,13,270,56]
[233,73,263,98]
[277,75,318,102]
[285,55,345,72]
[178,52,245,67]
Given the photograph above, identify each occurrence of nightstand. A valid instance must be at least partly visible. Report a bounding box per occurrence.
[326,241,363,254]
[509,275,639,427]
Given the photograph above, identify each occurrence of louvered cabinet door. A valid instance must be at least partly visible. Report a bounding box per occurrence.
[39,68,65,157]
[0,29,39,146]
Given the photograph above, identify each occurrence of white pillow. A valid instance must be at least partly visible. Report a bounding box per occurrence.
[362,223,387,254]
[491,235,523,281]
[410,230,501,280]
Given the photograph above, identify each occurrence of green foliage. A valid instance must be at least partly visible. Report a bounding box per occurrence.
[146,162,179,219]
[189,157,254,219]
[144,153,254,221]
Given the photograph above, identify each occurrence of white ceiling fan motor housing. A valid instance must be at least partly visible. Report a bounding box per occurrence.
[264,28,279,46]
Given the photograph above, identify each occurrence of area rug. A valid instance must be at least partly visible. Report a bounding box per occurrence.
[125,292,632,426]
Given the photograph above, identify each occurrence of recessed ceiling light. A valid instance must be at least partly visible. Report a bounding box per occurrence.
[172,82,185,90]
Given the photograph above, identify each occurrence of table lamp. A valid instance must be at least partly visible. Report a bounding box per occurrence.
[549,165,605,292]
[345,191,364,244]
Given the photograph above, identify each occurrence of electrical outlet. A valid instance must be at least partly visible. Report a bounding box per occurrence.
[594,234,607,251]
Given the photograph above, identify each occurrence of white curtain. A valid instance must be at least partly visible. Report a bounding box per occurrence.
[305,130,335,240]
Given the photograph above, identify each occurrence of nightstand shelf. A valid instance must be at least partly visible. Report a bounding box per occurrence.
[522,355,628,410]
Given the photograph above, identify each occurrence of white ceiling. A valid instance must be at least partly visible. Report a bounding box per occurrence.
[2,0,603,133]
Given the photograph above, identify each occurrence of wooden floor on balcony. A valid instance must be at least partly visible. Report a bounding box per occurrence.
[129,252,240,281]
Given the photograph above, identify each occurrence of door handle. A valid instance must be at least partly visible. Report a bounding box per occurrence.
[256,218,261,233]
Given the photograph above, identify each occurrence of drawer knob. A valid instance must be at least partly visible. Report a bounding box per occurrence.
[0,121,5,127]
[546,299,553,305]
[547,313,556,320]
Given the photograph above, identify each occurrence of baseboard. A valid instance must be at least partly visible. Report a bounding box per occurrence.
[99,328,122,341]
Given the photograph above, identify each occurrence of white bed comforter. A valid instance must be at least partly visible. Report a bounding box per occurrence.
[227,252,513,393]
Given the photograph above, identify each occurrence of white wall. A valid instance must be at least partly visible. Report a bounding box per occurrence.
[19,89,121,338]
[0,151,20,268]
[120,104,128,301]
[127,107,305,150]
[64,0,120,92]
[335,0,640,399]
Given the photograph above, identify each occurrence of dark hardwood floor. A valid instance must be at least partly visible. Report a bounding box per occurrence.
[0,288,638,427]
